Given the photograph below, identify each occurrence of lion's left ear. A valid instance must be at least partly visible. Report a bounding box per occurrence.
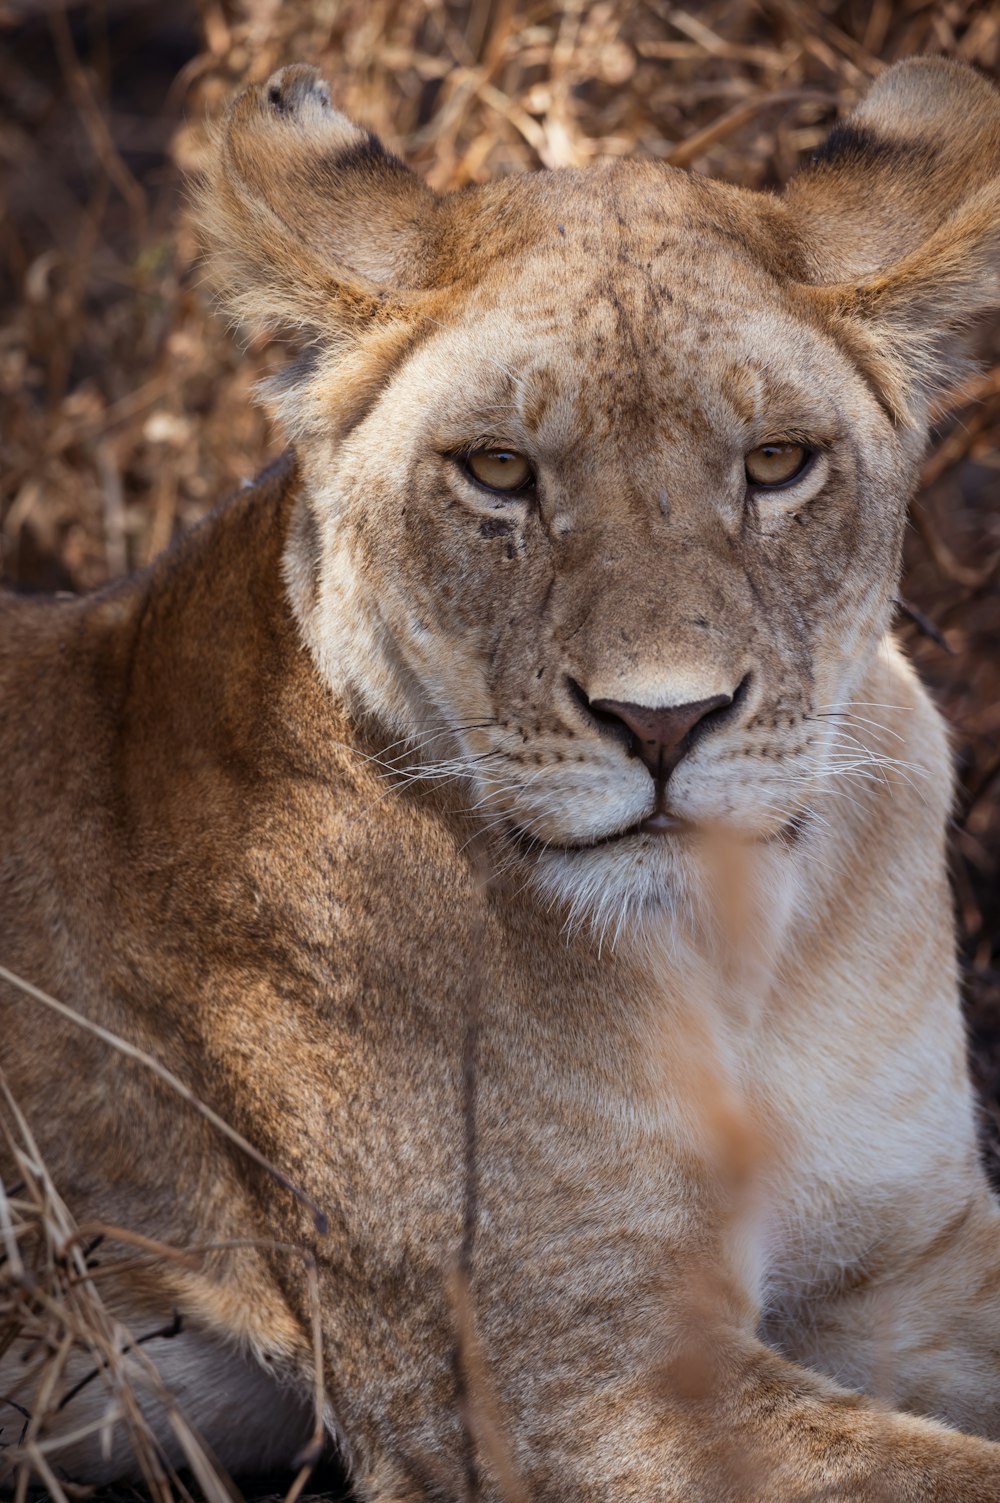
[784,58,1000,421]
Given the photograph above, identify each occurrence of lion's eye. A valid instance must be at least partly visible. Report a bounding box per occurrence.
[464,450,534,493]
[745,443,811,488]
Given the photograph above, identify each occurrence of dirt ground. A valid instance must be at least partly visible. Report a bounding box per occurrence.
[1,1,999,1497]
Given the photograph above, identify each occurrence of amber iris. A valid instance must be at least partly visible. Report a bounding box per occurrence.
[745,442,810,487]
[466,449,533,492]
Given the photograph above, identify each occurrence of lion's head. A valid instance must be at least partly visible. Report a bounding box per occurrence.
[196,60,1000,937]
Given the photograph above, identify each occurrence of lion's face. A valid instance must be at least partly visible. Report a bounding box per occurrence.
[301,171,909,881]
[198,61,999,932]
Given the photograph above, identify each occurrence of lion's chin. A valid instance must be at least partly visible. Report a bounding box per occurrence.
[520,807,810,953]
[521,830,694,948]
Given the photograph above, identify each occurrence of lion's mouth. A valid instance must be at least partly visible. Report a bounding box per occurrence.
[519,771,698,852]
[561,815,694,851]
[635,808,692,837]
[506,806,809,855]
[507,810,694,854]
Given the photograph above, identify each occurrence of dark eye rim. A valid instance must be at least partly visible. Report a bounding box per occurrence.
[744,443,816,491]
[455,448,538,499]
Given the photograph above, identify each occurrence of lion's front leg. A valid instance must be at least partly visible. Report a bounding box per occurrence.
[298,1199,1000,1503]
[767,1190,1000,1444]
[327,1282,1000,1502]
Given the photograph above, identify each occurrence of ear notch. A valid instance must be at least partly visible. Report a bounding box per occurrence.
[193,64,439,339]
[786,59,1000,420]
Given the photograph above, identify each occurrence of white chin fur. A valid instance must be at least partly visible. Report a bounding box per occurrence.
[527,823,805,969]
[528,832,704,954]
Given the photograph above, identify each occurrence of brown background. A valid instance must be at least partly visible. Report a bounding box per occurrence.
[2,0,999,1167]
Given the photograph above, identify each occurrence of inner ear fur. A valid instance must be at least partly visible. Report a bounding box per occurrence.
[193,64,440,340]
[785,58,1000,418]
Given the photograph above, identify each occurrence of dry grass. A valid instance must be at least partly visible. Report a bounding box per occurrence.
[0,964,330,1502]
[2,0,1000,1496]
[0,1066,237,1503]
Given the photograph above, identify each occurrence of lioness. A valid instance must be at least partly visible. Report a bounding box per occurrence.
[2,53,1000,1500]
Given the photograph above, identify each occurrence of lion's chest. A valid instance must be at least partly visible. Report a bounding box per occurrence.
[734,990,980,1324]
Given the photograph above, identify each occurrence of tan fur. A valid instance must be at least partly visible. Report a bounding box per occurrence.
[3,57,1000,1498]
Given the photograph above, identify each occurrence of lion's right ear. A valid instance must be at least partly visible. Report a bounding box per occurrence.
[193,65,438,340]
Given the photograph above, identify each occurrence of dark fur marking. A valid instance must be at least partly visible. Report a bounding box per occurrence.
[809,121,935,174]
[333,131,410,179]
[479,518,512,539]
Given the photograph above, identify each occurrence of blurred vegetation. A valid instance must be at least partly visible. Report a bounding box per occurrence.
[0,2,999,1490]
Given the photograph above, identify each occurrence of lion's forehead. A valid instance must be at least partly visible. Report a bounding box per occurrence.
[463,228,799,350]
[442,157,800,286]
[414,207,849,463]
[412,260,850,481]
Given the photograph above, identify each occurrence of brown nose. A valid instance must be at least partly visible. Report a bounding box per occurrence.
[587,690,735,782]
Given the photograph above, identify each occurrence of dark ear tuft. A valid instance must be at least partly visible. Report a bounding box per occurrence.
[331,130,407,178]
[264,64,331,116]
[808,120,933,176]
